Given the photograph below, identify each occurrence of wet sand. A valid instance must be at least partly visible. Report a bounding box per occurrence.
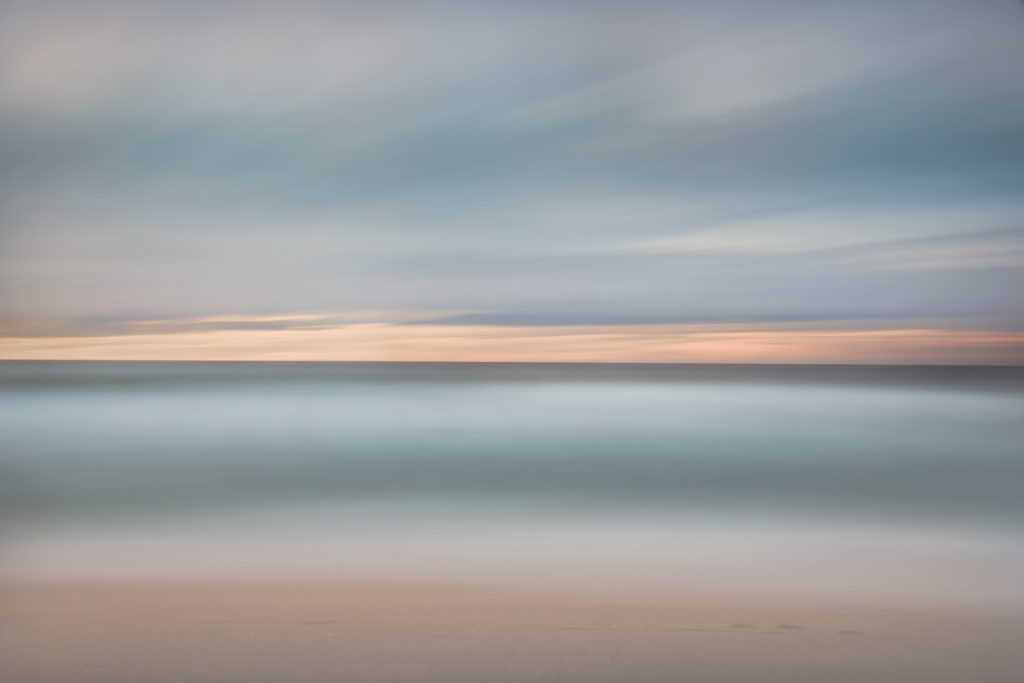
[2,582,1022,682]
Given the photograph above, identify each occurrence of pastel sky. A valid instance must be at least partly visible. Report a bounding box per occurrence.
[1,0,1023,362]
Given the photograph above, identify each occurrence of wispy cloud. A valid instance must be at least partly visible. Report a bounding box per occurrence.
[1,0,1022,361]
[3,316,1022,365]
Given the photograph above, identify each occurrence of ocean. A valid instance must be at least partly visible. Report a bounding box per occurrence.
[2,361,1022,613]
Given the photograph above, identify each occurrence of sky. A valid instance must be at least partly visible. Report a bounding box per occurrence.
[1,0,1022,363]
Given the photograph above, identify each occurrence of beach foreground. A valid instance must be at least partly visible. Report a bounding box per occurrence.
[3,582,1022,683]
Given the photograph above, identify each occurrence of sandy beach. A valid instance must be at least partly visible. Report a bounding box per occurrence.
[3,581,1022,683]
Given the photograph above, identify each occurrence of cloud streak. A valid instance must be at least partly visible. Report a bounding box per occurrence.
[3,317,1022,364]
[1,0,1022,361]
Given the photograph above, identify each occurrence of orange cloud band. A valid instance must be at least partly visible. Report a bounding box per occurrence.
[1,323,1022,364]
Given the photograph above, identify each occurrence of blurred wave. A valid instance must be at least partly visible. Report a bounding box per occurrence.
[1,361,1021,522]
[1,362,1022,610]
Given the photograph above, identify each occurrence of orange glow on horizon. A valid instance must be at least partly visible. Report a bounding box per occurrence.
[1,323,1021,364]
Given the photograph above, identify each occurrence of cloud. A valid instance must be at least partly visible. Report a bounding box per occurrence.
[1,0,1022,361]
[3,318,1022,364]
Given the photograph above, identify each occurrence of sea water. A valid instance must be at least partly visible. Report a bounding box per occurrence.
[2,362,1022,612]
